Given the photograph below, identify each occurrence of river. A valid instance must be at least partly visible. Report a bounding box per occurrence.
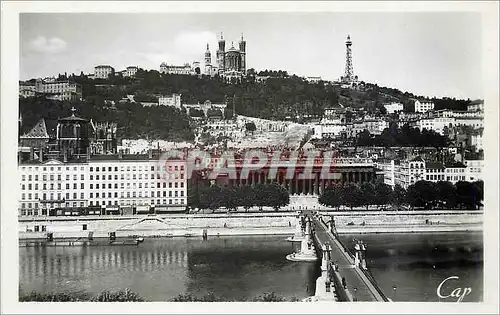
[19,232,483,302]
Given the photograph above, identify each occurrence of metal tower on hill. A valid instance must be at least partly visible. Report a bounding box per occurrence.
[343,35,354,83]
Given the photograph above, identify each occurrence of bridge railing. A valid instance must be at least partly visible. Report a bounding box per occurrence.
[314,215,391,302]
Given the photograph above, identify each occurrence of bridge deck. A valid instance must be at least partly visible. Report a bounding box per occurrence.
[309,214,388,302]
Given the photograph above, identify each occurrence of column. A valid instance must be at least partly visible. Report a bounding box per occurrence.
[315,173,320,195]
[309,178,314,195]
[295,178,299,195]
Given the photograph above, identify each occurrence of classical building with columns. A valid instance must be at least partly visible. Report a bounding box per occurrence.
[202,155,382,195]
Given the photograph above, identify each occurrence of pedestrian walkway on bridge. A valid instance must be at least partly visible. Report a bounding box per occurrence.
[288,211,390,302]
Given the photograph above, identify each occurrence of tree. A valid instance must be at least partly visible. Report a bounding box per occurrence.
[435,181,457,209]
[237,185,256,212]
[406,181,438,209]
[319,184,343,210]
[359,182,376,210]
[455,181,482,210]
[342,183,362,210]
[374,183,392,208]
[391,184,407,208]
[265,183,290,211]
[245,122,257,134]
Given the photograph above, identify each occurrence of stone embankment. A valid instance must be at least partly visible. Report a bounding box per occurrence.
[18,210,483,240]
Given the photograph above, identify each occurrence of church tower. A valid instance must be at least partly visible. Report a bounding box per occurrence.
[216,32,226,74]
[239,33,246,74]
[205,43,212,76]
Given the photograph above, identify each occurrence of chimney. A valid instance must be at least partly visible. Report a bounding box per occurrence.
[30,147,34,160]
[118,150,123,159]
[39,147,43,163]
[63,149,68,163]
[148,149,153,159]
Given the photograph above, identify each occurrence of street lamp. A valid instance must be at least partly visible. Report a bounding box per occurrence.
[392,285,397,301]
[353,287,357,301]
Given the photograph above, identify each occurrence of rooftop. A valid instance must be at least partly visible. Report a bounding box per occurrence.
[425,162,445,169]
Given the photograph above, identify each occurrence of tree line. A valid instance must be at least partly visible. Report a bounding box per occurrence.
[319,180,483,210]
[356,123,450,148]
[19,96,194,141]
[188,183,290,212]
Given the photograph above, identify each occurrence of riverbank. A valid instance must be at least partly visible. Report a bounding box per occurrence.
[18,210,483,241]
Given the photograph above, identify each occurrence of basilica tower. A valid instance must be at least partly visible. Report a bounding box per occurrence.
[239,33,246,74]
[205,43,212,75]
[216,32,226,73]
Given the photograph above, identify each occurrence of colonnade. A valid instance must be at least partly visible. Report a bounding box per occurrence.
[225,169,375,195]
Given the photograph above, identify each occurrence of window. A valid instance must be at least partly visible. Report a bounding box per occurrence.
[96,167,100,171]
[21,175,26,181]
[180,191,184,197]
[57,175,61,181]
[108,167,112,172]
[108,175,112,180]
[169,183,172,188]
[73,193,77,199]
[169,191,172,197]
[58,183,61,190]
[90,193,93,198]
[21,193,25,200]
[66,183,70,189]
[114,184,118,189]
[90,167,93,172]
[90,175,93,180]
[21,184,25,190]
[73,183,77,189]
[81,174,84,180]
[96,193,99,198]
[115,167,118,172]
[180,182,184,188]
[108,184,111,189]
[114,192,118,198]
[96,175,100,180]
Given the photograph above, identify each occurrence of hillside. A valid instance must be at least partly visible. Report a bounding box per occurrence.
[19,70,475,142]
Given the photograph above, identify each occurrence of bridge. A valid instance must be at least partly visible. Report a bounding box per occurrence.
[287,211,390,302]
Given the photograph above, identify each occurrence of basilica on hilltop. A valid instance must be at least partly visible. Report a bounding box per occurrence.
[204,32,247,82]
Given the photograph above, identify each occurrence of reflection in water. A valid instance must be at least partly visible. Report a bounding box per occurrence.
[19,233,483,302]
[19,236,317,301]
[339,232,483,302]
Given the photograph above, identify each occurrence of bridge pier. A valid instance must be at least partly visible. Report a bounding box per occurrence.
[286,216,317,262]
[314,243,336,300]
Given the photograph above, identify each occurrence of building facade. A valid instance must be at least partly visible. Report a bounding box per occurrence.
[394,156,426,189]
[384,103,404,114]
[158,94,182,108]
[464,159,484,182]
[414,100,435,113]
[424,162,446,182]
[444,162,466,183]
[94,65,115,79]
[18,153,187,217]
[19,79,82,101]
[160,62,200,75]
[123,66,138,77]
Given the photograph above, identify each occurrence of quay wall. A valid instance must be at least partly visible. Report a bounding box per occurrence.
[18,211,483,240]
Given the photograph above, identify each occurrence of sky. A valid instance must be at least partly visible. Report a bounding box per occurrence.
[20,12,483,99]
